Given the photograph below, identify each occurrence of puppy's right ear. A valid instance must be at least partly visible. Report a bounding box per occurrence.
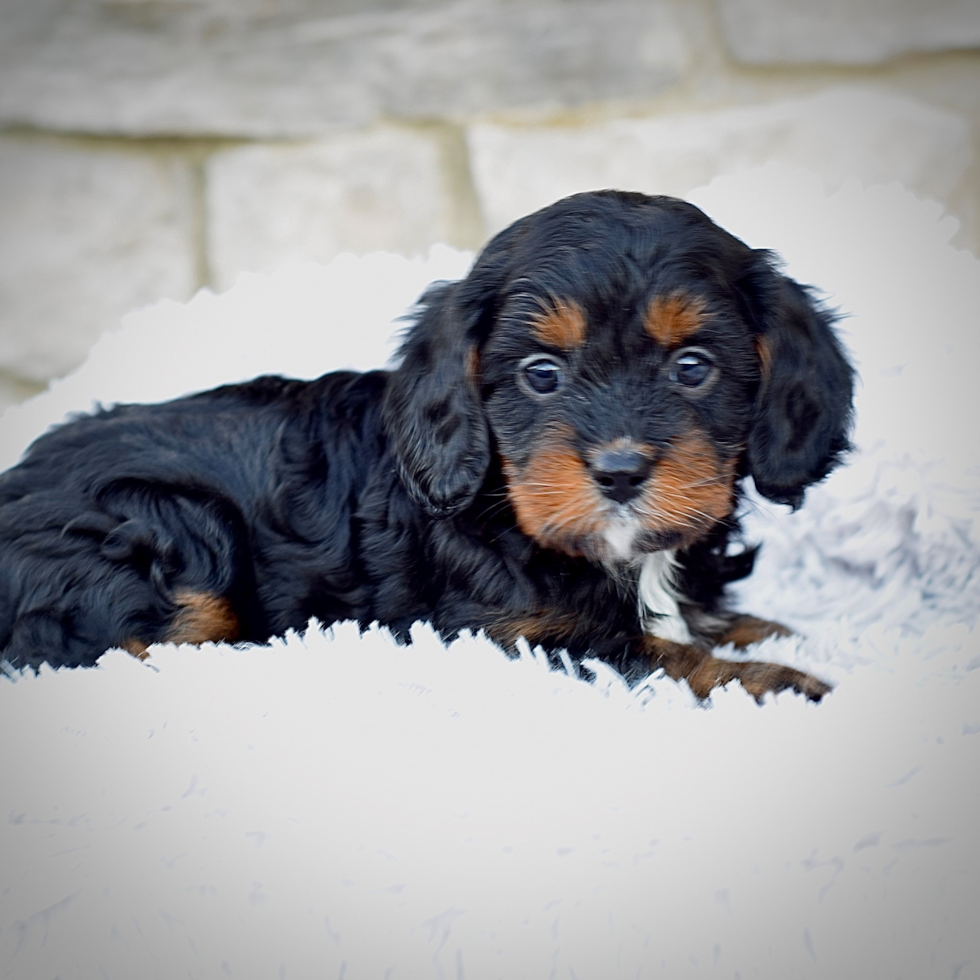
[382,281,492,518]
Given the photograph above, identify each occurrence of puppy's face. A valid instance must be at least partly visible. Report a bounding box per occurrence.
[479,272,759,564]
[385,191,853,556]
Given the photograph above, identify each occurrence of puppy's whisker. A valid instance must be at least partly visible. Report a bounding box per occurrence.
[475,500,517,523]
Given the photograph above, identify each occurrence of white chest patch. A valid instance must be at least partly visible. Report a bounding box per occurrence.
[637,551,692,644]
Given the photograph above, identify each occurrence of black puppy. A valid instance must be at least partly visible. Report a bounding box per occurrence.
[0,191,853,699]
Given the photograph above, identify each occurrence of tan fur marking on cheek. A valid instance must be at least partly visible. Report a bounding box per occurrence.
[644,293,707,347]
[503,438,604,554]
[166,591,240,646]
[639,434,736,539]
[531,300,587,350]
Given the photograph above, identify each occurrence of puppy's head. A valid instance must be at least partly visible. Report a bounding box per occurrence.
[384,191,853,562]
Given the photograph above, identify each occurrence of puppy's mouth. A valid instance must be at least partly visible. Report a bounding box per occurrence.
[501,433,735,564]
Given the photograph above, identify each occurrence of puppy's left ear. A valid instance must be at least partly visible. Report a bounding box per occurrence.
[740,255,855,509]
[382,281,492,518]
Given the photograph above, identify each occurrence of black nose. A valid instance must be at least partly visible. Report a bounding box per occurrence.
[591,448,653,504]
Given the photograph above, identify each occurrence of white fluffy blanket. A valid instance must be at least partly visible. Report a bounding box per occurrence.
[1,169,978,980]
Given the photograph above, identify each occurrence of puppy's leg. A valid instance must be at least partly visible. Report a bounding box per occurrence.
[0,489,246,671]
[121,591,240,661]
[485,613,830,702]
[642,635,832,703]
[711,614,792,648]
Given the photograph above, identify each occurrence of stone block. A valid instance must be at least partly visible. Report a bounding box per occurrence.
[0,137,197,385]
[0,0,687,137]
[715,0,980,64]
[205,127,453,292]
[468,88,971,236]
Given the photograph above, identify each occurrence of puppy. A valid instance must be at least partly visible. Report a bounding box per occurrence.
[0,191,853,700]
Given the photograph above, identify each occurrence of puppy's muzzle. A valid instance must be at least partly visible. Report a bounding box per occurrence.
[588,447,653,505]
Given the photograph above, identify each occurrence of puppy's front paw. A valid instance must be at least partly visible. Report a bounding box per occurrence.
[645,636,832,704]
[713,614,793,649]
[691,657,832,704]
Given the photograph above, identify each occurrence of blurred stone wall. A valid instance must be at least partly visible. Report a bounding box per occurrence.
[1,0,978,406]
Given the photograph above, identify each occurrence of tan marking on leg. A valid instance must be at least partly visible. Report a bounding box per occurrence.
[643,635,831,703]
[166,591,240,646]
[715,615,793,649]
[487,611,584,649]
[122,638,149,661]
[644,293,707,347]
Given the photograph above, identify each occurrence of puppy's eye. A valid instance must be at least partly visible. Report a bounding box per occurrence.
[670,349,714,388]
[520,356,563,396]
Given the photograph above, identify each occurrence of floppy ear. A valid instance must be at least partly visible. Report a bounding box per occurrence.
[740,255,855,509]
[382,280,493,518]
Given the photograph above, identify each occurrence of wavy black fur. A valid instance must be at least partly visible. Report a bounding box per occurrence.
[0,191,853,676]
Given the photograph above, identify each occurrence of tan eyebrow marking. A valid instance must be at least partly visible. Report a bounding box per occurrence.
[530,299,587,350]
[644,293,707,347]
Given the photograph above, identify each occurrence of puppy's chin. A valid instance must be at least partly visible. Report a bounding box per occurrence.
[579,515,687,566]
[600,518,639,564]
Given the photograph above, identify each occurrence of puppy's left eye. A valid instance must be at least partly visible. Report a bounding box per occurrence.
[669,349,714,388]
[520,356,564,396]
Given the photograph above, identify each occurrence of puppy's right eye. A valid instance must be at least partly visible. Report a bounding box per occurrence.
[520,356,563,396]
